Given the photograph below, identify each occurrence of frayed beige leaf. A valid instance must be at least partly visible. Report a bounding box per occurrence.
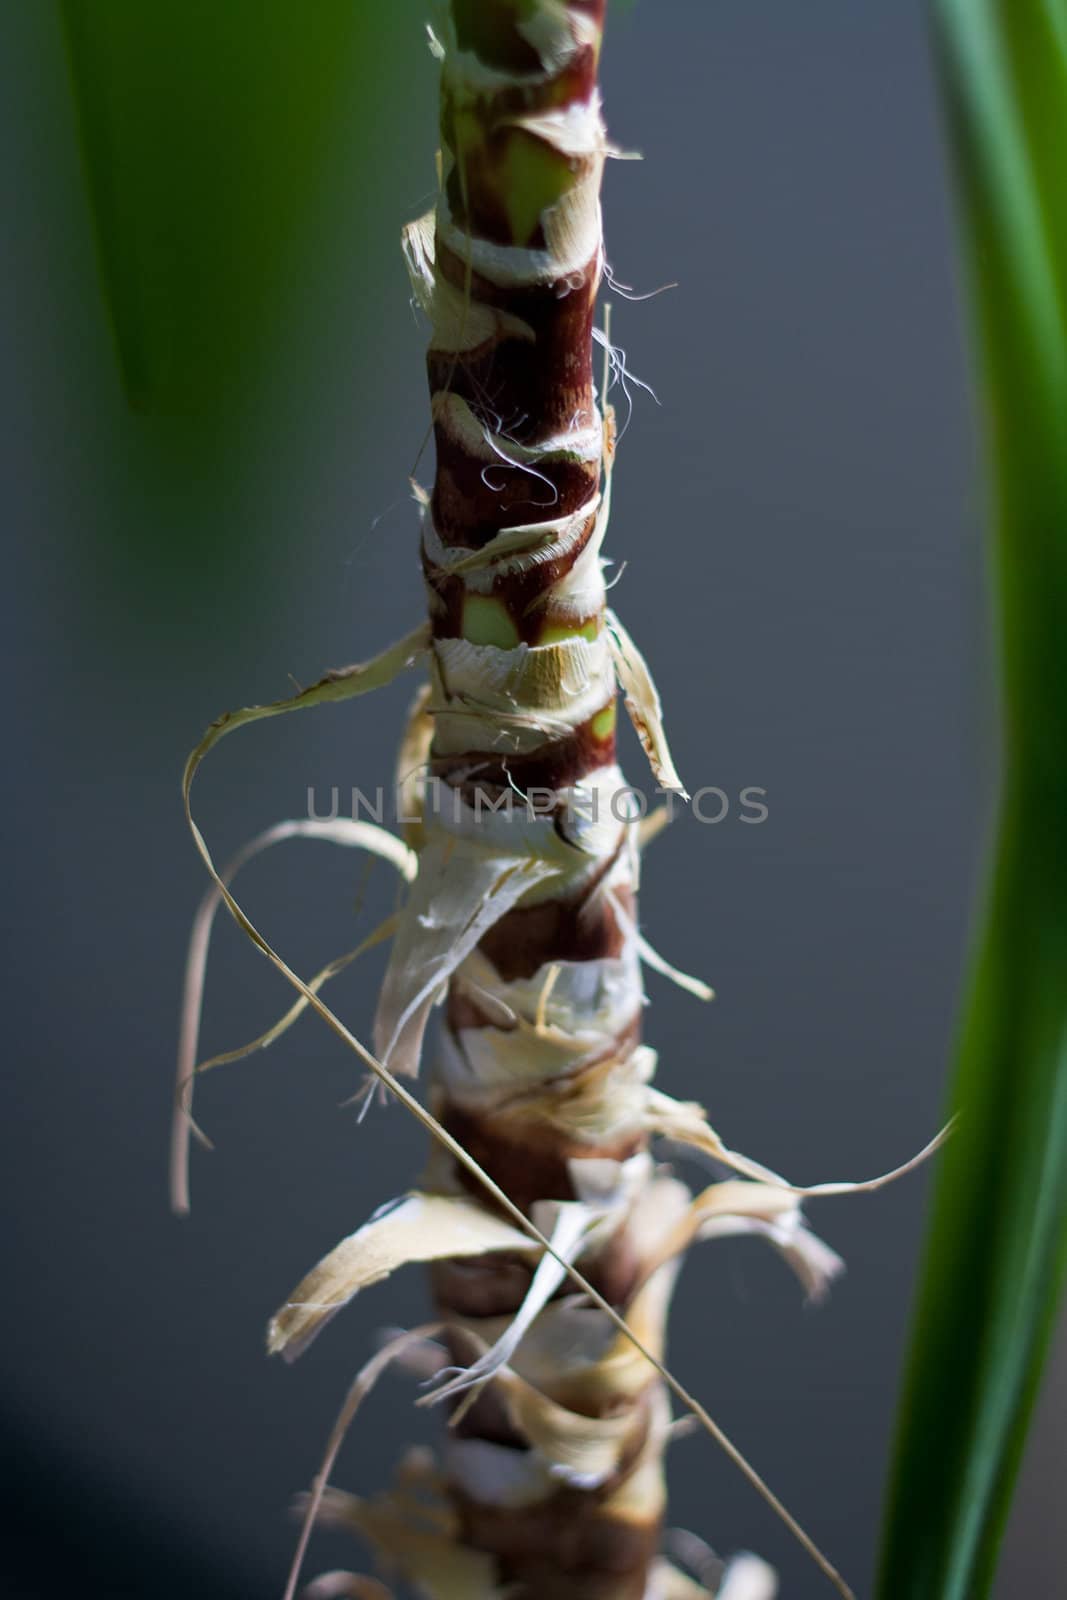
[268,1196,534,1362]
[442,944,644,1109]
[637,930,714,1002]
[432,389,601,469]
[515,2,591,74]
[403,208,535,355]
[685,1182,844,1304]
[428,630,615,760]
[171,818,415,1216]
[373,840,561,1077]
[608,888,713,1002]
[762,1222,844,1304]
[184,622,430,780]
[606,607,687,796]
[307,1484,498,1600]
[638,1178,794,1283]
[422,1155,649,1411]
[645,1088,951,1198]
[478,1175,691,1413]
[509,99,613,163]
[422,1205,604,1412]
[633,1126,851,1301]
[604,1442,669,1526]
[498,1376,671,1500]
[423,494,598,584]
[499,1365,640,1488]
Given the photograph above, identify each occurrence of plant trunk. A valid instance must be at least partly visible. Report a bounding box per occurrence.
[262,6,838,1596]
[413,5,669,1596]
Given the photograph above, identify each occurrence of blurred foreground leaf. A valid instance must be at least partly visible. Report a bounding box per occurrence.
[878,3,1067,1596]
[61,1,384,412]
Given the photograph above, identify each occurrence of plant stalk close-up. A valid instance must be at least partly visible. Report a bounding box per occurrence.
[169,1,1067,1595]
[179,5,850,1594]
[7,3,1067,1598]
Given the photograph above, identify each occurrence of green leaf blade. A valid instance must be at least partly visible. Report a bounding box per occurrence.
[878,3,1067,1595]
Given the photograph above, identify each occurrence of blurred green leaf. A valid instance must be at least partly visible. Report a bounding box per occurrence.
[61,0,381,412]
[878,3,1067,1596]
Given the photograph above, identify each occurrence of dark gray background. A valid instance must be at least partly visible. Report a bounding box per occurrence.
[3,2,1061,1596]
